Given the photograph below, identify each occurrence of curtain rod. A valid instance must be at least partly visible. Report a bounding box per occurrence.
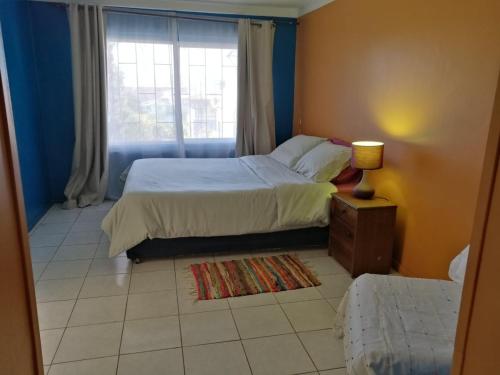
[105,7,267,27]
[54,3,298,26]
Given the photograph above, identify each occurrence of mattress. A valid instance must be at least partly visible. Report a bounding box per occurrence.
[335,274,462,375]
[102,155,336,256]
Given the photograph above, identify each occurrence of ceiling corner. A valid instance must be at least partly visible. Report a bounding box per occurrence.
[298,0,335,17]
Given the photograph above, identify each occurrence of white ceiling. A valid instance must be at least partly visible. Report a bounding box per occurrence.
[171,0,335,17]
[35,0,334,18]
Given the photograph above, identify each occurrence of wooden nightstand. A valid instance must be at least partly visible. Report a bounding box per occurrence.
[329,192,397,277]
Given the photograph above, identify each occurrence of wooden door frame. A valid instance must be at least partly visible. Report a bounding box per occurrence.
[0,23,44,374]
[452,69,500,373]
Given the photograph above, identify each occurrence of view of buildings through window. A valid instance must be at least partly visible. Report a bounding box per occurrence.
[107,40,237,144]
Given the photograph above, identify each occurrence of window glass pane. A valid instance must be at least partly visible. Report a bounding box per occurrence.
[119,64,138,88]
[154,44,171,64]
[107,20,237,145]
[222,66,237,123]
[155,65,172,88]
[118,42,136,63]
[137,44,154,91]
[222,49,237,67]
[189,48,205,66]
[156,89,175,123]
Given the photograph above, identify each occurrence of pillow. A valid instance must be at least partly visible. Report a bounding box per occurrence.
[328,138,361,184]
[269,135,325,168]
[449,245,470,284]
[293,142,352,182]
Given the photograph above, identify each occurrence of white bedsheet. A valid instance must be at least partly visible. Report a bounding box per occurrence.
[102,155,336,256]
[335,274,462,375]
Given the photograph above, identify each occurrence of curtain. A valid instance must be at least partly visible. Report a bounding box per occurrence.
[63,4,108,208]
[235,19,276,156]
[105,12,238,199]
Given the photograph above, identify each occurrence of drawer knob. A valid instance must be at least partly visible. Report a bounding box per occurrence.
[377,256,382,261]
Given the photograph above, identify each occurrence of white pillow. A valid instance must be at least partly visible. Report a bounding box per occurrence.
[449,245,469,284]
[293,142,352,182]
[269,135,325,168]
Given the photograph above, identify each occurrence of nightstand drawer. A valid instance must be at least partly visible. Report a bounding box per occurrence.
[332,199,357,227]
[331,217,355,248]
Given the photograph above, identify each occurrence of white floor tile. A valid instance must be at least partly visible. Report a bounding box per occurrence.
[180,310,239,346]
[177,288,229,315]
[70,220,104,233]
[79,274,130,298]
[40,260,91,280]
[30,233,66,248]
[328,297,343,311]
[63,231,102,246]
[53,322,123,363]
[93,241,113,258]
[40,328,64,365]
[31,247,58,263]
[299,329,345,370]
[304,256,349,276]
[174,255,214,272]
[126,290,178,320]
[316,274,352,299]
[32,262,48,281]
[33,222,73,236]
[132,258,174,273]
[54,244,98,261]
[37,300,75,330]
[232,305,293,339]
[228,292,277,309]
[49,356,118,375]
[77,210,108,223]
[68,295,127,326]
[295,248,329,259]
[129,270,176,294]
[117,348,183,375]
[184,341,251,375]
[274,287,323,304]
[88,257,131,276]
[42,210,80,224]
[120,316,181,354]
[320,369,347,375]
[36,278,84,302]
[243,334,316,375]
[282,300,336,332]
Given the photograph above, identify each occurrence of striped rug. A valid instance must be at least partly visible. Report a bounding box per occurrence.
[190,254,321,300]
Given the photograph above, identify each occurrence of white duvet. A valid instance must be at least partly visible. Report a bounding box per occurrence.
[102,155,336,256]
[335,274,462,375]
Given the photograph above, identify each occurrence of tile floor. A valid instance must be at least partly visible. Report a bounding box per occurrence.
[30,202,352,375]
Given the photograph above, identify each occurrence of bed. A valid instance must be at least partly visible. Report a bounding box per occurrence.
[335,273,463,375]
[102,135,357,260]
[102,155,339,258]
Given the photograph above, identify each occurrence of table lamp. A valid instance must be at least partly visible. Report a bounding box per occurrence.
[351,141,384,199]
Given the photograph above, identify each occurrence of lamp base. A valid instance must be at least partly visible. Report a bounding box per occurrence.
[352,170,375,199]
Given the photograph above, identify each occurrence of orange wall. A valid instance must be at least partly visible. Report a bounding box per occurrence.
[294,0,500,278]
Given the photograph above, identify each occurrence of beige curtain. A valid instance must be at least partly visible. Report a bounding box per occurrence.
[235,19,276,156]
[64,4,108,208]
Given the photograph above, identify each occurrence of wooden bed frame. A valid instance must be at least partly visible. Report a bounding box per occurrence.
[125,226,329,263]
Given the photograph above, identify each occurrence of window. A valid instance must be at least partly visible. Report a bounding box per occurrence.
[106,13,238,146]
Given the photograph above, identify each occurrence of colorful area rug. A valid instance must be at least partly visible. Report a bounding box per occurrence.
[190,254,321,300]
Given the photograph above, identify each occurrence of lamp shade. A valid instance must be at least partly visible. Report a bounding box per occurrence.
[351,141,384,170]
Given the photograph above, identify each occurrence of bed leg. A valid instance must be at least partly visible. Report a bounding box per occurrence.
[133,258,141,264]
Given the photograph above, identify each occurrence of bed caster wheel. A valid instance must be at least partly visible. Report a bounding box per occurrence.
[133,258,141,264]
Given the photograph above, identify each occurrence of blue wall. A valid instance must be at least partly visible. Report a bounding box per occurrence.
[29,2,74,202]
[0,0,51,228]
[26,3,297,202]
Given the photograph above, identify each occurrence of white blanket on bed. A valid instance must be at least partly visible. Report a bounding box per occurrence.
[335,274,462,375]
[102,155,336,256]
